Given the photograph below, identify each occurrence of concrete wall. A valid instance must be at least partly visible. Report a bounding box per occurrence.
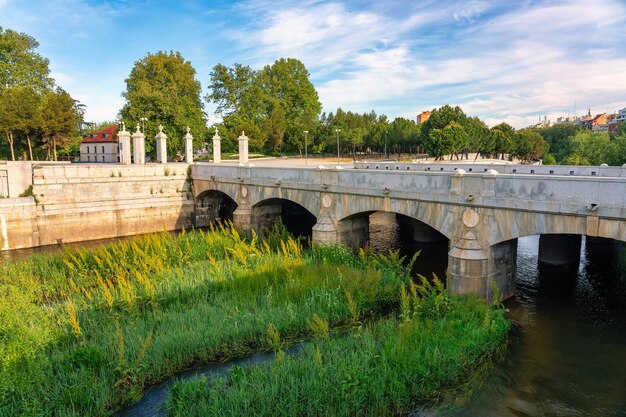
[0,161,35,198]
[2,163,194,250]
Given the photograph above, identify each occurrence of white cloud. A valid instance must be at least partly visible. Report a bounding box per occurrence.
[233,0,626,128]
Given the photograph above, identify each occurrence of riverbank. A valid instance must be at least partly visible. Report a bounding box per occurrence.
[0,226,508,416]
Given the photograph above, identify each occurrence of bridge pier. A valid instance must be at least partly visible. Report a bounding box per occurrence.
[538,234,582,268]
[312,216,338,244]
[448,231,489,297]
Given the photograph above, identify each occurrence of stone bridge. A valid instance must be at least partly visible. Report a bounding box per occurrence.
[192,162,626,300]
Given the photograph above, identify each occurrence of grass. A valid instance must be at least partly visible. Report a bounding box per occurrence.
[165,279,509,417]
[0,224,418,416]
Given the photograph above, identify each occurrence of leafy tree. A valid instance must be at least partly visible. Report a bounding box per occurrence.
[258,58,321,152]
[490,123,515,159]
[206,58,321,153]
[563,131,614,166]
[513,129,548,162]
[0,26,53,92]
[536,123,581,162]
[120,51,207,157]
[421,105,468,160]
[41,87,83,160]
[0,86,42,160]
[465,117,491,161]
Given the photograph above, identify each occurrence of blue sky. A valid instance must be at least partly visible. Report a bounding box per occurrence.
[2,0,625,128]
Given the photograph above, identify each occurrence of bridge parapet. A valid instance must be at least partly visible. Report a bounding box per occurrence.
[354,162,626,178]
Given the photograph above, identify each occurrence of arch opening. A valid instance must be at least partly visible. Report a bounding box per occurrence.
[337,211,449,280]
[252,198,317,241]
[194,190,237,228]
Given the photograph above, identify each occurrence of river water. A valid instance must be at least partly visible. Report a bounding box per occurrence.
[457,235,626,417]
[369,214,626,417]
[4,224,626,416]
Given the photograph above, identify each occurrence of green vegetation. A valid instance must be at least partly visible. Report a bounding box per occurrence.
[0,226,508,416]
[166,277,508,417]
[119,51,207,156]
[536,124,626,165]
[0,26,83,161]
[0,226,441,416]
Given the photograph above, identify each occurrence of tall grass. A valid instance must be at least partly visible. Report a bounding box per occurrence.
[0,225,413,416]
[165,281,509,417]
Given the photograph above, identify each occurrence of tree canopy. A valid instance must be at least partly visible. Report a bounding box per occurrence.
[0,26,53,92]
[120,51,207,157]
[0,27,82,161]
[206,58,321,153]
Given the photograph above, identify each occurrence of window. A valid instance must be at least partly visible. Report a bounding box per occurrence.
[87,146,90,153]
[102,156,104,162]
[102,146,105,153]
[95,146,98,154]
[87,156,90,162]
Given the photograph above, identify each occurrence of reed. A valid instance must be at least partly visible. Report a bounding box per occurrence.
[0,226,416,416]
[165,286,509,417]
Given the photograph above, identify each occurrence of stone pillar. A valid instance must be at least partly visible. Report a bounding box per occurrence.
[238,131,249,165]
[117,122,131,165]
[212,127,221,164]
[233,185,252,234]
[155,125,167,163]
[448,231,489,297]
[132,124,145,164]
[184,126,193,163]
[538,234,582,267]
[312,194,339,245]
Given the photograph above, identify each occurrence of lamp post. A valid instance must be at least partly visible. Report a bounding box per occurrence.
[303,130,309,166]
[139,117,147,135]
[335,128,341,163]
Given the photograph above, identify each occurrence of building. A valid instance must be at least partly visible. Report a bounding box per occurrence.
[608,107,626,133]
[80,125,119,163]
[417,111,432,124]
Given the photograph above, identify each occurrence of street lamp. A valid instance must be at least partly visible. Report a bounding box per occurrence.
[139,117,148,135]
[303,130,309,166]
[335,128,341,163]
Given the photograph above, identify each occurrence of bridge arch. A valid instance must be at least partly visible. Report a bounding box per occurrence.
[194,190,237,228]
[252,198,317,240]
[335,197,453,241]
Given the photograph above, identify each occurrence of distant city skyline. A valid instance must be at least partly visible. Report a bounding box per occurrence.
[1,0,625,129]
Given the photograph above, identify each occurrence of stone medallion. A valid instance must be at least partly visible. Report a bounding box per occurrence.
[241,186,248,198]
[462,208,480,228]
[322,194,332,208]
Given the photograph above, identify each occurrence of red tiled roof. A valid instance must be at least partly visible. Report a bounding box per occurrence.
[82,125,118,143]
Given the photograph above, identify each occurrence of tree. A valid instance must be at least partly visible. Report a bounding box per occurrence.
[0,26,53,92]
[206,58,321,153]
[120,51,207,157]
[41,87,82,160]
[0,86,42,160]
[536,123,581,162]
[563,131,614,166]
[421,105,469,160]
[490,123,515,159]
[513,129,548,163]
[258,58,321,152]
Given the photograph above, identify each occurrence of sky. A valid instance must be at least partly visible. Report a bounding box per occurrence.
[1,0,626,129]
